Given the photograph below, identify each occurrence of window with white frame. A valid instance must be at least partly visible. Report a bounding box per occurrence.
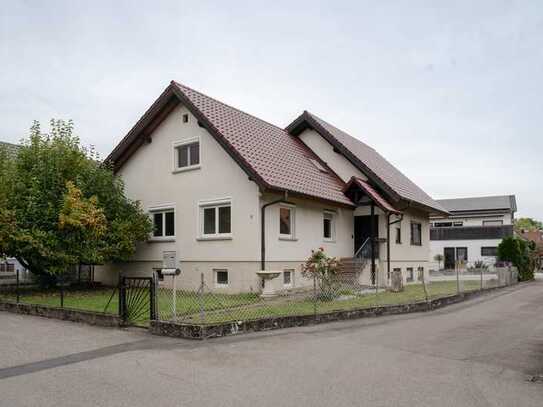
[199,199,231,238]
[283,269,293,286]
[323,211,335,241]
[173,138,200,171]
[214,269,229,286]
[151,208,175,238]
[279,205,295,238]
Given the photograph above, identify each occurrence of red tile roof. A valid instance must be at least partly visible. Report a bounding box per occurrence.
[107,82,353,206]
[107,81,446,213]
[287,111,448,214]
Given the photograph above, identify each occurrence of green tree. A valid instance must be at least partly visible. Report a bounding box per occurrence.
[515,217,543,231]
[0,120,152,284]
[497,236,535,281]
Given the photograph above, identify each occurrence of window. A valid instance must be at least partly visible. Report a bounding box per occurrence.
[406,267,414,282]
[410,222,422,246]
[215,269,229,286]
[279,206,295,238]
[390,267,401,280]
[395,227,401,244]
[151,209,175,238]
[0,263,13,273]
[200,199,232,238]
[481,247,498,257]
[453,221,463,227]
[323,211,335,241]
[182,113,189,123]
[283,270,293,286]
[434,222,453,228]
[173,138,200,171]
[483,220,503,226]
[456,247,468,262]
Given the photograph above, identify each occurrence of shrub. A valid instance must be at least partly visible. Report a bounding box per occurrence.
[497,236,535,281]
[301,248,341,300]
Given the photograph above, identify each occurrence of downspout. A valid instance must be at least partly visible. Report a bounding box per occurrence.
[370,202,375,285]
[260,191,294,271]
[387,203,410,284]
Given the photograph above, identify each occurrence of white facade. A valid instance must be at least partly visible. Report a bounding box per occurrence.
[97,96,436,292]
[429,198,515,270]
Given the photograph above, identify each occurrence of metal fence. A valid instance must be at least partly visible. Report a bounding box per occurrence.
[155,266,518,326]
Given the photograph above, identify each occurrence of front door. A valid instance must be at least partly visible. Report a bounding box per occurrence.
[354,215,379,255]
[444,247,455,269]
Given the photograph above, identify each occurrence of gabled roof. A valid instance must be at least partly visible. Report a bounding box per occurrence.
[106,82,353,206]
[344,177,401,214]
[0,141,20,158]
[286,111,448,215]
[437,195,517,213]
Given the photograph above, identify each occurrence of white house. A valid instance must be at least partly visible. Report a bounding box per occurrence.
[429,195,517,270]
[96,81,448,292]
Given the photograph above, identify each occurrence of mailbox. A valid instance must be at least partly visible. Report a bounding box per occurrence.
[160,268,181,276]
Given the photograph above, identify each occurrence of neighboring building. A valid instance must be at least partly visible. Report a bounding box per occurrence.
[0,258,29,284]
[96,81,448,292]
[429,195,517,269]
[0,140,20,158]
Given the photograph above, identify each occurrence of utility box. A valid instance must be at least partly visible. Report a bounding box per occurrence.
[390,269,404,292]
[163,251,177,269]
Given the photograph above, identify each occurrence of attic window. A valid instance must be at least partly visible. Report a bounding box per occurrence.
[182,114,189,123]
[308,158,327,173]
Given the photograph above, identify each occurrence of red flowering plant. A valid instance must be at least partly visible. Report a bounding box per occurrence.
[301,247,341,300]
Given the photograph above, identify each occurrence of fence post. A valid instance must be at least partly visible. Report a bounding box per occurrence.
[150,272,157,321]
[118,274,125,321]
[199,273,205,322]
[456,262,460,294]
[59,273,64,308]
[313,274,317,319]
[480,266,483,290]
[421,269,429,307]
[16,269,20,304]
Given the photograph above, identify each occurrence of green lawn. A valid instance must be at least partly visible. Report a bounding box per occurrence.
[0,287,119,314]
[0,280,485,325]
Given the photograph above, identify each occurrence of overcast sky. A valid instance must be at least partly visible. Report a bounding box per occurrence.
[1,1,542,219]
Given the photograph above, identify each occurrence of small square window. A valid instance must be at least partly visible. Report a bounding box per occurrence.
[182,114,189,123]
[395,227,401,244]
[283,270,293,286]
[215,270,229,286]
[406,267,414,282]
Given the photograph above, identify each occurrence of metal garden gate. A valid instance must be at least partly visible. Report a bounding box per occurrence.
[119,276,157,325]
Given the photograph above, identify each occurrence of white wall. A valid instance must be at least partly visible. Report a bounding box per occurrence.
[298,129,367,183]
[430,239,502,270]
[431,212,513,226]
[262,192,355,263]
[116,104,261,263]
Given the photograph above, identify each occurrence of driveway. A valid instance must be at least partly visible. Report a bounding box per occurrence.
[1,279,542,407]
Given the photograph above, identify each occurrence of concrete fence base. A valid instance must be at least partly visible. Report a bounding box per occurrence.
[0,301,121,327]
[150,285,511,340]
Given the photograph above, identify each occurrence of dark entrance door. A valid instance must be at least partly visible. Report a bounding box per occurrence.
[354,215,379,255]
[444,247,455,269]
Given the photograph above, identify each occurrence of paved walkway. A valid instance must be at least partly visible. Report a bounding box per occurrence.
[1,279,542,407]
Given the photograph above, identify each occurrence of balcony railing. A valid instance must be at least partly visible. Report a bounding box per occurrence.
[430,225,514,241]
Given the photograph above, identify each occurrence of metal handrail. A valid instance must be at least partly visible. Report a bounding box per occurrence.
[354,237,371,259]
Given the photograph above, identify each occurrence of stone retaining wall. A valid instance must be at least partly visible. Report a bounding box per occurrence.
[150,286,506,340]
[0,301,121,327]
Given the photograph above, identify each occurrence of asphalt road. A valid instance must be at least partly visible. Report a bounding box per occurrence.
[1,279,542,407]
